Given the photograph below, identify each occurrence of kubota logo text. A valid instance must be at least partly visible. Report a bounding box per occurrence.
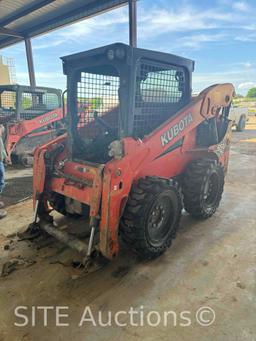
[161,113,193,147]
[39,113,58,124]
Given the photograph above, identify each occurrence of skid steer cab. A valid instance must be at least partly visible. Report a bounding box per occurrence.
[0,84,63,166]
[31,43,234,263]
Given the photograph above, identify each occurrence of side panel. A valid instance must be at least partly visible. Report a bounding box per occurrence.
[98,84,235,258]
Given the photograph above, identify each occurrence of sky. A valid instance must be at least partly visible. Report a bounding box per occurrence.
[1,0,256,95]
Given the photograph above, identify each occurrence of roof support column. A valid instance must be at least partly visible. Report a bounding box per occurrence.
[25,38,36,87]
[129,0,137,47]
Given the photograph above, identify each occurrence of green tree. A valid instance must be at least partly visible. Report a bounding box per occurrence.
[247,87,256,98]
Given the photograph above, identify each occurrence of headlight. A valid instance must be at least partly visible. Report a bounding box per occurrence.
[107,49,115,60]
[115,48,125,59]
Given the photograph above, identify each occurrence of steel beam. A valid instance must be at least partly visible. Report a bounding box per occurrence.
[129,0,137,47]
[25,38,36,87]
[0,0,55,27]
[0,27,23,38]
[22,0,128,38]
[0,1,129,49]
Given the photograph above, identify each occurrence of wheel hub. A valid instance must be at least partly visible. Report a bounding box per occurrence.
[150,204,166,228]
[147,197,174,244]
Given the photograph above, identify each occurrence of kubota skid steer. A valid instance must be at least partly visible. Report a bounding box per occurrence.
[0,84,63,166]
[28,43,234,264]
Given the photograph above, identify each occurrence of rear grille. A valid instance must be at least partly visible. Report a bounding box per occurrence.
[134,59,186,138]
[20,91,60,120]
[0,90,16,123]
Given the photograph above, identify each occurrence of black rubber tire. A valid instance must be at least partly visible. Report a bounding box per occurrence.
[182,159,225,219]
[20,154,33,168]
[236,115,246,132]
[121,177,182,259]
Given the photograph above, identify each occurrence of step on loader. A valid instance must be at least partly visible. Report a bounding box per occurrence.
[27,43,234,264]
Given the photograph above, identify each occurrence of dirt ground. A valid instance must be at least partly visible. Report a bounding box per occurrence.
[0,117,255,341]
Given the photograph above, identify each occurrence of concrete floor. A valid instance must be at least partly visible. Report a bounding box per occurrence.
[2,167,32,207]
[0,118,255,341]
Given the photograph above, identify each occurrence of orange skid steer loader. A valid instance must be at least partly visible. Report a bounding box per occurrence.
[27,43,234,264]
[0,85,63,166]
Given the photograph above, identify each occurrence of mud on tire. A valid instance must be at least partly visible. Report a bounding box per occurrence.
[182,159,225,219]
[236,114,246,132]
[121,177,182,259]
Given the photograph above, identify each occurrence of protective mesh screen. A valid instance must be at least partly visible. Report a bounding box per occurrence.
[0,91,16,124]
[76,71,120,139]
[134,60,186,138]
[21,91,60,120]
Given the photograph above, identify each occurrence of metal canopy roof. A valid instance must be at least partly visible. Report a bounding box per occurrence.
[0,0,128,49]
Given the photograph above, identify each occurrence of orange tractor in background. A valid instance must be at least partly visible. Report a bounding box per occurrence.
[0,84,63,166]
[28,43,234,263]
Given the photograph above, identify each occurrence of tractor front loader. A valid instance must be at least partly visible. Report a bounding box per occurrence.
[28,43,234,263]
[0,85,63,166]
